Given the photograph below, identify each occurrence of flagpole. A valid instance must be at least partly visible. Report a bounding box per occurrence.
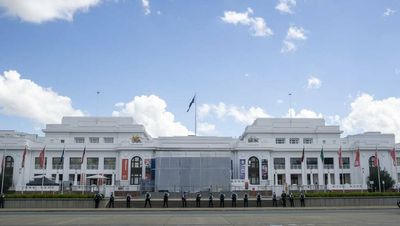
[21,145,27,194]
[41,146,46,194]
[376,146,381,192]
[195,94,197,136]
[1,144,6,194]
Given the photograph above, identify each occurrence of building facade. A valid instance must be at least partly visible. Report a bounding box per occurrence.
[1,117,399,195]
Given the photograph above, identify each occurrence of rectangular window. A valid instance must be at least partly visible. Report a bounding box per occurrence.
[61,139,65,143]
[69,174,75,183]
[104,137,114,143]
[87,157,99,170]
[52,157,63,170]
[306,158,318,169]
[397,157,400,166]
[342,157,350,169]
[74,137,85,143]
[104,174,112,185]
[274,158,285,169]
[104,157,116,170]
[290,158,302,169]
[289,138,299,144]
[275,138,285,144]
[340,173,351,184]
[69,157,81,170]
[89,137,99,143]
[324,157,334,169]
[34,157,47,169]
[303,138,313,144]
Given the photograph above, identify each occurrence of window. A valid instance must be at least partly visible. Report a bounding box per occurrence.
[104,137,114,143]
[290,158,302,169]
[342,157,350,169]
[274,158,285,169]
[306,158,318,169]
[289,138,299,144]
[87,157,99,170]
[89,137,99,143]
[104,174,112,185]
[397,157,400,166]
[324,158,334,169]
[340,173,351,184]
[69,157,81,170]
[52,157,63,170]
[61,139,65,143]
[248,157,260,185]
[104,158,116,170]
[275,138,285,144]
[303,138,313,144]
[34,157,47,169]
[130,156,142,185]
[248,137,259,143]
[74,137,85,143]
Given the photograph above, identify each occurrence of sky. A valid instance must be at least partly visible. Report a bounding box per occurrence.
[0,0,400,141]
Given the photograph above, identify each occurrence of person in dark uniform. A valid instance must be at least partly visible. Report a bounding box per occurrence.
[231,192,237,207]
[163,192,169,208]
[108,193,115,208]
[219,193,225,207]
[281,191,287,207]
[289,192,294,207]
[196,192,202,207]
[243,193,249,207]
[256,192,262,207]
[144,192,152,208]
[208,193,214,207]
[126,194,131,208]
[94,193,102,208]
[181,192,187,207]
[272,192,278,207]
[0,193,5,208]
[300,191,305,207]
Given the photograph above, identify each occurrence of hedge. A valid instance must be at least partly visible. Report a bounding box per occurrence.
[5,194,95,199]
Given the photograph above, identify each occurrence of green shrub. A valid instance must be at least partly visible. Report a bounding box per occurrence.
[6,193,94,199]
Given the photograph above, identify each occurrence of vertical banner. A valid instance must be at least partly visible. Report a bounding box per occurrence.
[144,159,151,180]
[239,159,246,179]
[121,159,128,180]
[262,159,268,180]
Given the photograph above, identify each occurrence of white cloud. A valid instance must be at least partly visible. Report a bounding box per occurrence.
[276,99,284,104]
[0,70,84,124]
[383,8,396,17]
[221,8,273,37]
[341,93,400,142]
[112,95,189,137]
[281,40,296,53]
[0,0,101,23]
[198,102,270,125]
[141,0,150,15]
[286,108,323,118]
[286,26,307,40]
[275,0,296,14]
[307,76,322,89]
[197,122,216,135]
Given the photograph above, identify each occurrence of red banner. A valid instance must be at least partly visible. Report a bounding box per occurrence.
[121,159,128,180]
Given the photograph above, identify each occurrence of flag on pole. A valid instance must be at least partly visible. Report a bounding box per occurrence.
[39,147,45,169]
[1,155,4,174]
[80,146,86,164]
[60,147,65,165]
[390,147,397,166]
[373,150,379,167]
[186,95,196,112]
[301,146,305,163]
[21,146,27,168]
[354,147,360,167]
[320,146,324,162]
[338,146,343,168]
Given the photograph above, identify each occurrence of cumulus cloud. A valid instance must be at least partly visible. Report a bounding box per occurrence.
[141,0,150,15]
[197,122,216,135]
[275,0,296,14]
[0,0,101,23]
[112,95,189,137]
[221,8,273,37]
[383,8,396,17]
[341,93,400,141]
[198,102,270,125]
[286,108,323,118]
[281,40,296,53]
[307,76,322,89]
[281,25,307,53]
[0,70,84,124]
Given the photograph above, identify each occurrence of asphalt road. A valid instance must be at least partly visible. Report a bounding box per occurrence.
[1,207,399,226]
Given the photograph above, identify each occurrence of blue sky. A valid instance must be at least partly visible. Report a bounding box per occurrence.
[0,0,400,139]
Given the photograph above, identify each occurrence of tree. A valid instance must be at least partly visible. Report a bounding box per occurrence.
[0,174,12,193]
[368,168,395,192]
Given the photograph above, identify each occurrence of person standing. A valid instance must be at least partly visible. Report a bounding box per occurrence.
[196,192,202,207]
[181,192,187,208]
[108,193,115,208]
[163,192,169,208]
[94,193,101,208]
[126,194,131,208]
[300,192,305,207]
[144,192,152,208]
[0,193,5,208]
[281,191,287,207]
[256,192,262,207]
[231,193,237,207]
[243,193,248,207]
[289,192,294,207]
[272,192,278,207]
[219,193,225,208]
[208,193,214,207]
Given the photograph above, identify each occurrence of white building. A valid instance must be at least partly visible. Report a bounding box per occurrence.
[0,117,399,194]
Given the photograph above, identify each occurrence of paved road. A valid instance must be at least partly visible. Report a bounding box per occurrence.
[1,207,399,226]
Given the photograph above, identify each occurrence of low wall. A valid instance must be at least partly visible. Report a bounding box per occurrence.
[3,198,106,208]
